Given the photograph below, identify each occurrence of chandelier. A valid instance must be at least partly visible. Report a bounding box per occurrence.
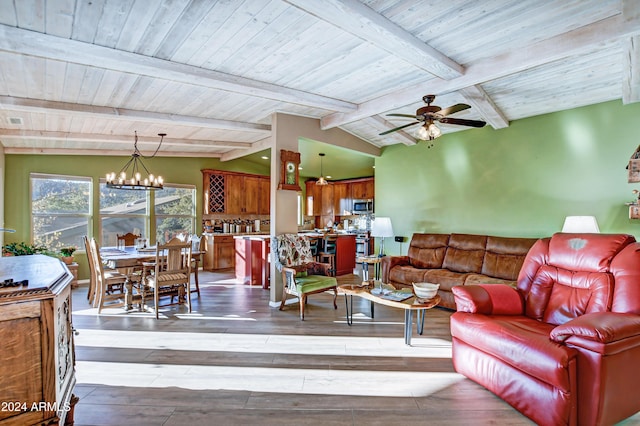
[316,153,329,186]
[106,131,165,190]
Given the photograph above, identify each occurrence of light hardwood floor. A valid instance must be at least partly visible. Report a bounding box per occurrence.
[71,270,639,426]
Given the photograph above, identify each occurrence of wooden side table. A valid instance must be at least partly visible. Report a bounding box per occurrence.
[356,255,381,284]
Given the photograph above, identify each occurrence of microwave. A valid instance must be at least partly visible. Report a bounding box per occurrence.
[353,199,373,214]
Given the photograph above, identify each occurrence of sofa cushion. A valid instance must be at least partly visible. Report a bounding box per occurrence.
[464,273,517,287]
[408,233,449,269]
[482,236,537,280]
[450,312,576,392]
[424,269,468,291]
[388,265,429,285]
[442,234,487,273]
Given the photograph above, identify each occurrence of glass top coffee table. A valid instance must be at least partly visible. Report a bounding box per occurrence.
[338,281,441,345]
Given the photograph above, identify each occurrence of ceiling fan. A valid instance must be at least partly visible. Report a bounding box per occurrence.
[379,94,486,141]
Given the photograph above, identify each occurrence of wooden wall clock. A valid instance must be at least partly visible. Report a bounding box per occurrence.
[278,149,301,191]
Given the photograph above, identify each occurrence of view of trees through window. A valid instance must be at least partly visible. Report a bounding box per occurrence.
[30,174,196,251]
[31,174,92,251]
[100,183,195,246]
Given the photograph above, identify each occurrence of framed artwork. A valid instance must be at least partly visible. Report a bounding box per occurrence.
[279,149,301,191]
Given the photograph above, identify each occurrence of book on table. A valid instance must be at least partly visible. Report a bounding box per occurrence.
[379,290,414,302]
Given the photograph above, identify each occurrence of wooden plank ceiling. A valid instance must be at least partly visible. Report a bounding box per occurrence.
[0,0,638,174]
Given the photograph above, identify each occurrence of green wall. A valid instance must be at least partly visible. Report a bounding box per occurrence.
[4,154,269,279]
[375,100,640,256]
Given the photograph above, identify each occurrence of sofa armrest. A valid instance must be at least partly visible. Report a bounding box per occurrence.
[380,255,409,282]
[451,284,524,315]
[550,312,640,344]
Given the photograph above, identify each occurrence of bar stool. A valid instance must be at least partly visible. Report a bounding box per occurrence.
[309,236,320,261]
[318,235,337,276]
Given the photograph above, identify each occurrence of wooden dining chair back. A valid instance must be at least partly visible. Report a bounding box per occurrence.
[117,232,140,248]
[143,237,192,318]
[88,237,129,313]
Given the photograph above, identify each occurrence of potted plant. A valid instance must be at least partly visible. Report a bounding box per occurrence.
[59,247,77,265]
[2,242,47,256]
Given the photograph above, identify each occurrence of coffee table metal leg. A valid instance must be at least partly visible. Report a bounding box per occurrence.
[404,310,413,345]
[416,309,425,335]
[370,301,374,318]
[344,294,353,326]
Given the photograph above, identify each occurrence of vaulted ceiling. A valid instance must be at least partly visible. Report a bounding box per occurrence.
[0,0,638,175]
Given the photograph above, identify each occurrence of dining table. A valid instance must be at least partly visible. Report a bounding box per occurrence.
[100,246,202,310]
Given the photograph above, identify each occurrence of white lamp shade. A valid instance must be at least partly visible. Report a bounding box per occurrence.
[561,216,600,233]
[371,217,394,237]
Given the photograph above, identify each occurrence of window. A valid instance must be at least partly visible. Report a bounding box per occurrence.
[99,183,148,247]
[99,182,196,246]
[155,185,196,244]
[31,173,92,250]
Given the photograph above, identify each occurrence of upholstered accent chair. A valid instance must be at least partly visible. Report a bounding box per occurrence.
[274,233,338,320]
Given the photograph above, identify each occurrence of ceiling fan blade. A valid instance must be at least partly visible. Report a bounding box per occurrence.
[386,113,418,118]
[438,103,471,117]
[379,121,420,135]
[439,117,486,128]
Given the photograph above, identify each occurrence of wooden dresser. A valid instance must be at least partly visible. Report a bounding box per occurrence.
[0,255,77,426]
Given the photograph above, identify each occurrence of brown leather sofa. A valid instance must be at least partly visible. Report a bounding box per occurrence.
[451,233,640,426]
[380,233,538,309]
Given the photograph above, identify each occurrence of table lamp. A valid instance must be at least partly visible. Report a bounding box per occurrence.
[561,216,600,233]
[371,217,394,256]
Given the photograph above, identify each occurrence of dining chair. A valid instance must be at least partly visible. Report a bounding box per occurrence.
[189,234,201,297]
[142,237,192,319]
[84,236,132,307]
[116,232,140,248]
[88,237,130,313]
[274,233,337,320]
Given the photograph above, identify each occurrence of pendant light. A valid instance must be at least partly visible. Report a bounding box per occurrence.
[105,131,165,190]
[316,153,329,185]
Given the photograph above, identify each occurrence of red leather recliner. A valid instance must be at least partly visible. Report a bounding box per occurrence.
[450,233,640,426]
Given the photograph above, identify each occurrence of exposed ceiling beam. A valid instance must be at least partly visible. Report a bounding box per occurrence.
[459,85,509,129]
[623,35,640,104]
[0,130,249,149]
[2,147,222,158]
[284,0,463,80]
[220,137,272,162]
[0,96,270,133]
[364,116,416,146]
[0,24,357,113]
[321,11,640,129]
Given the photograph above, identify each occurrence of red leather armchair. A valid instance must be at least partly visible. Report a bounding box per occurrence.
[450,233,640,426]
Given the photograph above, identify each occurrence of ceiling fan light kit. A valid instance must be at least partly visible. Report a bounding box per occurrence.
[380,94,486,146]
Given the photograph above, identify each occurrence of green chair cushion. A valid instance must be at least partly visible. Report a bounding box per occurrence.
[294,274,337,294]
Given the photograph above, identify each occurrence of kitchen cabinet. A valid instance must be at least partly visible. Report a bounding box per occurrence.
[335,234,356,276]
[234,236,270,288]
[202,169,270,215]
[350,178,375,200]
[202,234,235,270]
[0,255,78,426]
[332,182,351,216]
[306,177,374,222]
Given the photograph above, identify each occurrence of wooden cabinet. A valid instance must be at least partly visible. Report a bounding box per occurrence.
[350,178,375,200]
[332,182,351,216]
[202,234,235,270]
[202,169,270,215]
[234,236,270,288]
[306,177,374,221]
[258,178,270,215]
[0,255,77,426]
